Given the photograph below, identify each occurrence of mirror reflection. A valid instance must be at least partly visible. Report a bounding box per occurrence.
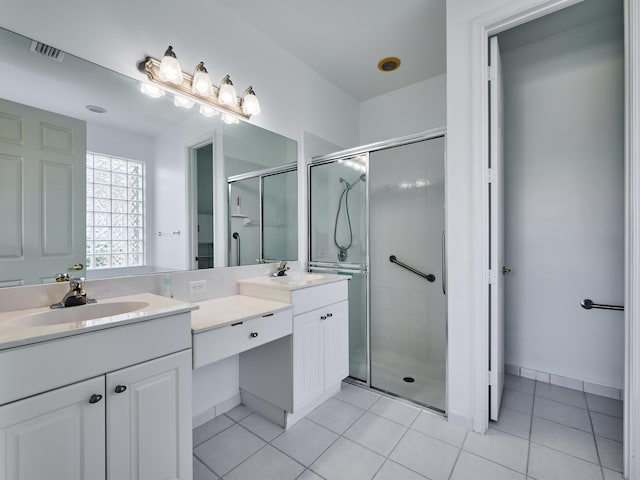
[0,26,298,287]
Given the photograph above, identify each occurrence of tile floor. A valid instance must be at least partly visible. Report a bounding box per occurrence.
[193,375,624,479]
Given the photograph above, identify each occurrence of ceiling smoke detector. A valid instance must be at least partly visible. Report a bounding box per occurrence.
[377,57,401,72]
[30,40,65,62]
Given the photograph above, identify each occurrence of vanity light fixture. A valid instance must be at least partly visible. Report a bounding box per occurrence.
[192,62,213,97]
[158,46,183,85]
[217,75,237,107]
[241,86,261,116]
[138,46,261,120]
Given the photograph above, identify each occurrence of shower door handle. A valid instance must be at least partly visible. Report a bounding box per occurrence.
[442,231,447,295]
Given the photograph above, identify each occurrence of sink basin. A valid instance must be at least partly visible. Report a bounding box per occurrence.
[9,301,150,327]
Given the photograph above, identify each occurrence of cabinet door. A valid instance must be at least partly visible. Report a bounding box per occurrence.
[106,350,191,480]
[323,300,349,388]
[0,376,105,480]
[293,309,324,409]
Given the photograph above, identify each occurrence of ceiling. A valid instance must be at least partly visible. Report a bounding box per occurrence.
[218,0,447,102]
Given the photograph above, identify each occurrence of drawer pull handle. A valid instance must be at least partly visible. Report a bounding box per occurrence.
[326,313,333,318]
[320,315,327,320]
[89,394,103,404]
[262,313,274,318]
[114,385,127,394]
[250,332,259,338]
[231,321,244,327]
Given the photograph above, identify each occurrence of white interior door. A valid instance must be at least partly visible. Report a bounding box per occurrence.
[0,98,86,286]
[489,35,505,421]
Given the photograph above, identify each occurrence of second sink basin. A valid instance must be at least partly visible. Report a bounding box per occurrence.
[9,301,150,327]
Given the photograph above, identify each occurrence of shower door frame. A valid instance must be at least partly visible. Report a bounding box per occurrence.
[308,127,448,414]
[227,162,297,266]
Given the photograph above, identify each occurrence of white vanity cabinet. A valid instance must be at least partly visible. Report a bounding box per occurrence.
[293,299,349,409]
[0,350,190,480]
[237,275,349,426]
[0,376,106,480]
[0,300,194,480]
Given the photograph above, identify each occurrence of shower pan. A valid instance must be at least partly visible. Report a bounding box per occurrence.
[309,130,447,412]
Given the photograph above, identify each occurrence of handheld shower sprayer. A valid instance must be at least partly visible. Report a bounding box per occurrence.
[334,172,366,261]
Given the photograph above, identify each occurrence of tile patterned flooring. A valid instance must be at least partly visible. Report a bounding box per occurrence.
[193,375,624,479]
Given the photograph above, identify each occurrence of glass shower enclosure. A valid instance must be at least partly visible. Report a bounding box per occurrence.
[308,132,447,412]
[228,165,297,266]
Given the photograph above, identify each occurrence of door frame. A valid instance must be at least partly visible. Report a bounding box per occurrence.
[469,0,639,476]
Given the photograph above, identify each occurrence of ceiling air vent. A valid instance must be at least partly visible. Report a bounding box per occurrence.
[30,40,65,62]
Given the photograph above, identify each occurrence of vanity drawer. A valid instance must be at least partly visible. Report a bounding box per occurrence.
[291,280,348,316]
[192,309,292,368]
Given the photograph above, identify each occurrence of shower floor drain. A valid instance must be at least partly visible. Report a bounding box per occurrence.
[403,377,415,383]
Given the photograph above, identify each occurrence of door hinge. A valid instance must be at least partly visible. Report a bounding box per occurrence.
[489,270,498,284]
[488,370,497,385]
[488,65,496,82]
[487,168,495,183]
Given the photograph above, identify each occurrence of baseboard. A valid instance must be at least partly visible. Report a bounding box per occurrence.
[241,389,286,427]
[447,411,474,431]
[506,364,623,400]
[192,392,242,428]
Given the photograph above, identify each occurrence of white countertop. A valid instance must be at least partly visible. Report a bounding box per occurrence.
[237,272,348,291]
[191,295,291,333]
[0,293,197,350]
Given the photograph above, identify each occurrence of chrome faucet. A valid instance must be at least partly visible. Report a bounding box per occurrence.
[51,277,97,309]
[272,261,290,277]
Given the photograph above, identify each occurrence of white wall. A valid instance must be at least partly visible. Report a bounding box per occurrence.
[359,74,446,145]
[502,16,624,388]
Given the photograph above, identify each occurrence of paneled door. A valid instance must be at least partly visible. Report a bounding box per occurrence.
[0,98,86,286]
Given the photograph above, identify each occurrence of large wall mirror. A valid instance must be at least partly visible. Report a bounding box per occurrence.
[0,26,298,287]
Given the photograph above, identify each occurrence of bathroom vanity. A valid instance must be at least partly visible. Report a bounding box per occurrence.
[190,273,349,428]
[0,294,195,480]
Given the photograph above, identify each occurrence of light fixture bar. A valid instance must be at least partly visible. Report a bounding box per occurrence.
[138,56,251,119]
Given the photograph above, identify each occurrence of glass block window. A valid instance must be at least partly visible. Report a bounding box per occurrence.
[86,153,145,270]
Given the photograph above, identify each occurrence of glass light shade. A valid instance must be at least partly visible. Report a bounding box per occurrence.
[192,66,213,97]
[158,47,183,85]
[218,76,237,106]
[199,105,218,118]
[174,96,195,108]
[140,82,165,98]
[242,90,261,116]
[222,113,239,125]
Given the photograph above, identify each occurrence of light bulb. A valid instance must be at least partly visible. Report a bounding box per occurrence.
[158,46,183,85]
[140,82,165,98]
[241,87,261,116]
[218,75,237,106]
[174,96,194,108]
[200,105,218,117]
[192,62,213,97]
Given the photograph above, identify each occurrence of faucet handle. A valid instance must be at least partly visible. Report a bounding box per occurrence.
[56,273,71,282]
[69,277,85,290]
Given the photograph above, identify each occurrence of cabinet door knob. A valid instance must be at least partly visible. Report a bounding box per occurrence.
[114,385,127,394]
[89,394,103,404]
[250,332,259,338]
[320,315,327,320]
[326,313,333,318]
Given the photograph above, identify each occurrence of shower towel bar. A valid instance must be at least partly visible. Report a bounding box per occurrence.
[580,298,624,311]
[389,255,435,282]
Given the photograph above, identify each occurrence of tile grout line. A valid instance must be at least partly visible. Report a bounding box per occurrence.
[525,380,537,477]
[584,390,607,480]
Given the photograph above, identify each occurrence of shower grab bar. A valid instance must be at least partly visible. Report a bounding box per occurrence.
[389,255,435,282]
[442,231,447,295]
[580,298,624,311]
[232,232,240,266]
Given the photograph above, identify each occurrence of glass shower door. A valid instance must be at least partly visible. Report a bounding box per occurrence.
[309,157,368,381]
[369,137,446,411]
[263,170,298,262]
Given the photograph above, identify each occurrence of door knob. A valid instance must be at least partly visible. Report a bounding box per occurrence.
[68,263,84,271]
[502,266,511,274]
[250,332,258,338]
